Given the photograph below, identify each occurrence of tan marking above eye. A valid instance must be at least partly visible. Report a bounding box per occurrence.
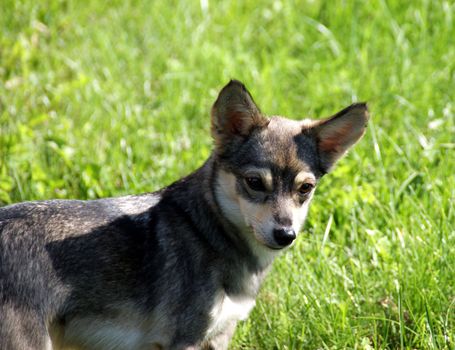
[243,167,273,191]
[293,172,316,190]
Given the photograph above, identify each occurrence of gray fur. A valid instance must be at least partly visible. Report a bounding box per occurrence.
[0,80,369,349]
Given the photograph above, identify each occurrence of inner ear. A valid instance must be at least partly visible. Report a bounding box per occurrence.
[211,80,268,144]
[310,103,369,172]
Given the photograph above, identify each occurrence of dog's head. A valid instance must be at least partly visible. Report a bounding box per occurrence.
[212,80,369,257]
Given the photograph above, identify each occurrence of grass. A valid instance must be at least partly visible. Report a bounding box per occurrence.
[1,0,454,348]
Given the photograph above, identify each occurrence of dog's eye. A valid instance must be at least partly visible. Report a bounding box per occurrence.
[298,183,314,195]
[245,176,266,192]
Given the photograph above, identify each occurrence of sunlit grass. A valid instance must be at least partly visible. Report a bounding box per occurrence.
[1,0,454,348]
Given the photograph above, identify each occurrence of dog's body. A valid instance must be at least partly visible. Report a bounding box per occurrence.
[0,81,369,350]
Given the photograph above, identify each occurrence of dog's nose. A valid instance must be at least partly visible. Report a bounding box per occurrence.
[273,227,296,247]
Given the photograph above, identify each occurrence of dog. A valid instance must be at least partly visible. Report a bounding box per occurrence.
[0,80,369,350]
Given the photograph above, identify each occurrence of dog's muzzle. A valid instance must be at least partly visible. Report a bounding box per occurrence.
[273,227,296,247]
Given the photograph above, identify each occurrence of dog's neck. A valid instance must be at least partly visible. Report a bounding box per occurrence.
[208,157,281,289]
[161,156,276,296]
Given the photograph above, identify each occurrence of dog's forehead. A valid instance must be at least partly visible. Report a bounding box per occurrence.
[267,116,304,134]
[245,116,321,176]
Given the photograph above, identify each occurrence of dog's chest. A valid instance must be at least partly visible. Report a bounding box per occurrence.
[206,293,256,339]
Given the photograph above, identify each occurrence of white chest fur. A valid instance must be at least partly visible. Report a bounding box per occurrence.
[206,293,256,340]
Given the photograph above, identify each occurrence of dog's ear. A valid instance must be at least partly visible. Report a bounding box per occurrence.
[211,80,268,147]
[309,103,369,173]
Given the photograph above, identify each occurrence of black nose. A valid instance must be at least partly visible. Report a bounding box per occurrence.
[273,227,296,246]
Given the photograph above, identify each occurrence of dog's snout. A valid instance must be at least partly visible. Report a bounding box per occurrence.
[273,227,296,247]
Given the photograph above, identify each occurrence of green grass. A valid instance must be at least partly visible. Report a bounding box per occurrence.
[1,0,454,348]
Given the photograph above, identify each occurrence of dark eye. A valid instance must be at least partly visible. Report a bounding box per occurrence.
[245,177,266,192]
[298,183,314,195]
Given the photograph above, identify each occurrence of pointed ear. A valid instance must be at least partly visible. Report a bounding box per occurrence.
[211,80,268,148]
[310,103,369,173]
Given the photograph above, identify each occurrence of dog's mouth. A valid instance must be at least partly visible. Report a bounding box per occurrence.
[249,226,289,251]
[266,245,285,251]
[265,240,296,250]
